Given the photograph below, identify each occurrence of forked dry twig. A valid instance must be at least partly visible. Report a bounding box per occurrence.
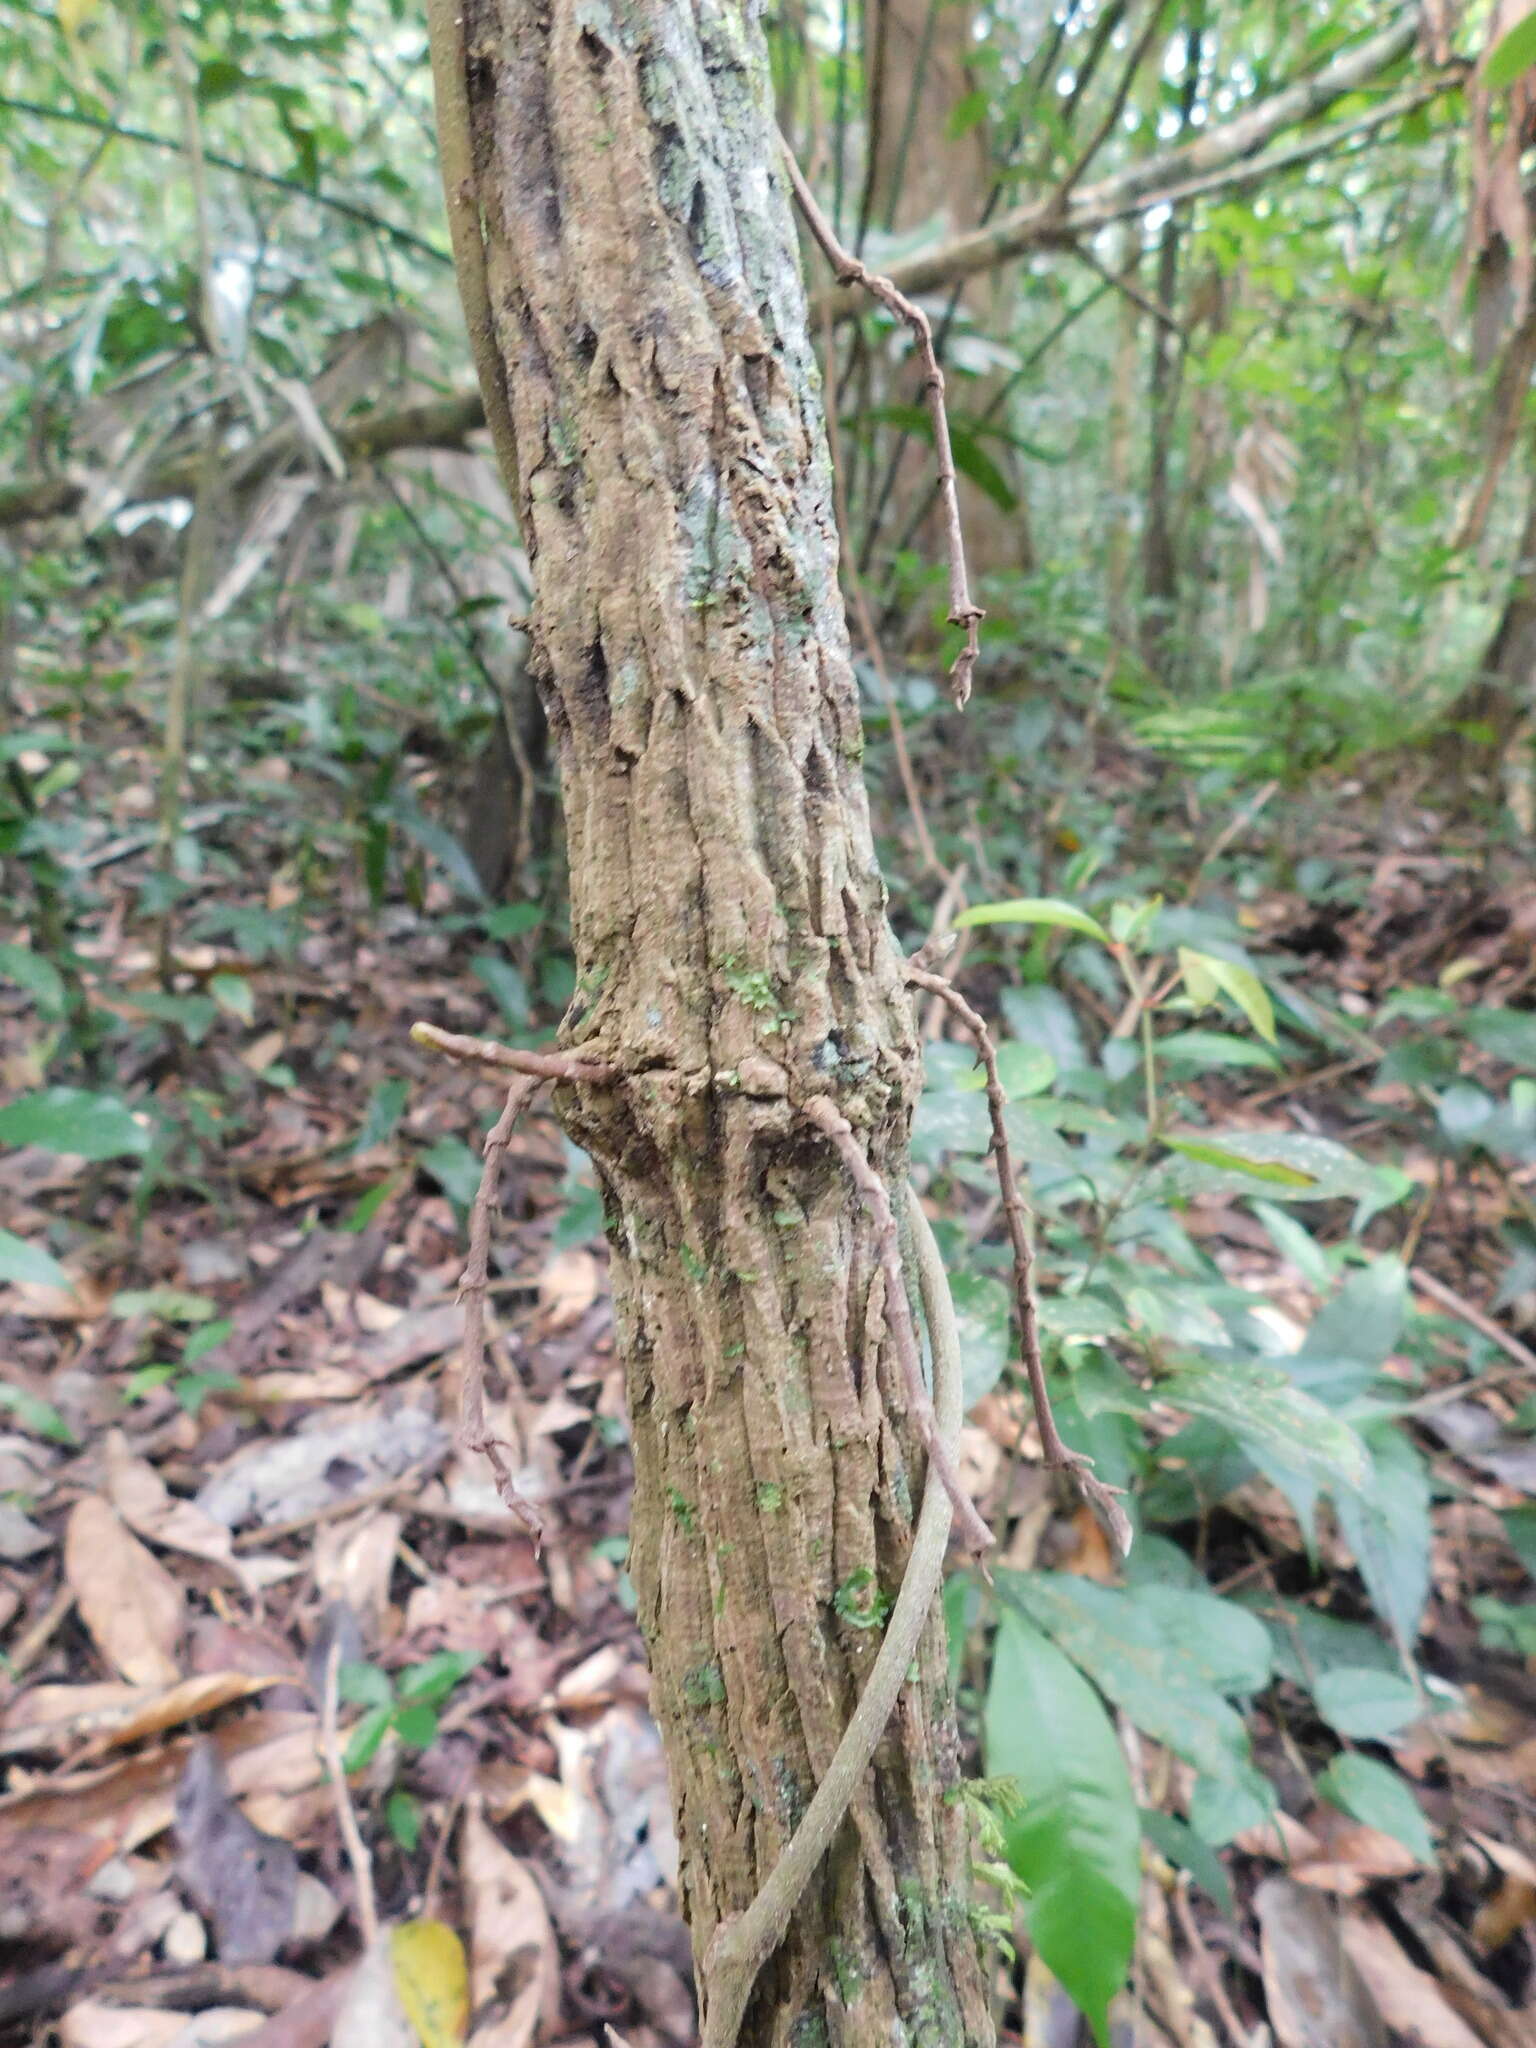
[906,961,1132,1557]
[780,137,984,708]
[458,1074,545,1543]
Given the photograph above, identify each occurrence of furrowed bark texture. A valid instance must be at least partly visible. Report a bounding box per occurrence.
[449,1,991,2040]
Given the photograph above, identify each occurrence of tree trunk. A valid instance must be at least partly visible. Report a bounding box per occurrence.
[434,3,993,2041]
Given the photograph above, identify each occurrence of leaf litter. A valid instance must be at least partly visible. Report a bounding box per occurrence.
[2,783,1536,2047]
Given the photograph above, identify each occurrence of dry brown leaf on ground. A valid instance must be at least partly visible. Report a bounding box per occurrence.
[214,1969,354,2048]
[1256,1875,1387,2048]
[59,2003,265,2048]
[2,1671,289,1762]
[174,1740,302,1967]
[65,1495,185,1685]
[1465,1830,1536,1952]
[312,1510,403,1643]
[537,1247,600,1330]
[0,1710,323,1851]
[1339,1911,1488,2048]
[104,1431,269,1587]
[1290,1805,1425,1894]
[330,1936,416,2048]
[461,1802,561,2047]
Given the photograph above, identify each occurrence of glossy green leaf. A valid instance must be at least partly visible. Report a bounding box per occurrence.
[0,1088,151,1160]
[0,1230,69,1290]
[472,953,530,1028]
[396,1650,482,1707]
[994,1040,1057,1098]
[1317,1753,1434,1863]
[947,1269,1013,1410]
[955,896,1112,945]
[1159,1130,1401,1206]
[1336,1424,1430,1650]
[1163,1355,1368,1493]
[1000,984,1087,1073]
[1157,1029,1280,1071]
[1301,1256,1408,1373]
[1003,1571,1264,1783]
[986,1601,1137,2047]
[0,942,66,1016]
[1465,1008,1536,1069]
[1486,12,1536,89]
[1139,1808,1234,1916]
[1311,1667,1422,1740]
[392,1701,440,1749]
[1164,1136,1314,1186]
[342,1702,395,1770]
[0,1384,75,1444]
[1184,950,1276,1043]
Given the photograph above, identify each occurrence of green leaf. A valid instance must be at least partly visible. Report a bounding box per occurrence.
[210,973,254,1024]
[0,1088,151,1160]
[1159,1130,1401,1207]
[392,1702,441,1749]
[1000,985,1087,1073]
[1317,1753,1434,1863]
[1003,1572,1262,1784]
[1311,1667,1422,1741]
[994,1040,1057,1098]
[387,1789,422,1852]
[480,903,542,941]
[1157,1029,1280,1072]
[472,954,530,1029]
[1336,1424,1430,1650]
[1139,1809,1234,1916]
[0,1384,75,1444]
[111,1287,216,1324]
[945,86,989,138]
[985,1603,1138,2047]
[1485,12,1536,90]
[197,57,251,103]
[395,1650,482,1707]
[1302,1257,1408,1374]
[1501,1504,1536,1580]
[174,1370,240,1416]
[1177,949,1275,1044]
[1189,1765,1276,1847]
[0,942,66,1016]
[946,1270,1013,1410]
[1163,1137,1315,1187]
[1161,1357,1368,1495]
[338,1661,394,1710]
[0,1230,69,1290]
[183,1318,233,1363]
[1465,1008,1536,1069]
[354,1079,409,1154]
[955,897,1112,945]
[343,1702,396,1770]
[419,1137,483,1210]
[949,427,1016,511]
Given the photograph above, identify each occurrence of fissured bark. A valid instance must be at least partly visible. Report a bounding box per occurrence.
[452,2,993,2038]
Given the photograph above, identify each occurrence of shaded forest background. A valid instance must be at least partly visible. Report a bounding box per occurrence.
[4,1,1536,2044]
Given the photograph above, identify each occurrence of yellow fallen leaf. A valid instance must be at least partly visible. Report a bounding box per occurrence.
[392,1919,469,2048]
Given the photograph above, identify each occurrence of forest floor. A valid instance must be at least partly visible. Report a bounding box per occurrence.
[3,733,1536,2048]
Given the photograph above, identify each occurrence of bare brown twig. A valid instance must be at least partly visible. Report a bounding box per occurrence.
[780,137,984,708]
[799,1091,993,1553]
[905,962,1132,1557]
[458,1075,545,1543]
[820,297,947,875]
[409,1020,616,1084]
[320,1634,379,1950]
